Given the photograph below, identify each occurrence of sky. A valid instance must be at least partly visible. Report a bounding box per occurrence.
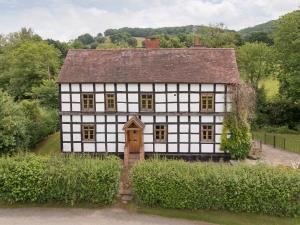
[0,0,299,41]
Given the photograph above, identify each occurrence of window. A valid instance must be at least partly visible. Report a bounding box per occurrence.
[201,125,214,142]
[140,94,153,111]
[82,125,95,142]
[201,93,214,112]
[155,124,166,142]
[82,94,94,111]
[105,93,116,111]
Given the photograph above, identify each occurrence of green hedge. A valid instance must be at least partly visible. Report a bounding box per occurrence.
[0,154,122,205]
[131,159,300,217]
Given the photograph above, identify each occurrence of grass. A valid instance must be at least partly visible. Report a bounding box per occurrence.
[253,131,300,154]
[33,132,60,155]
[259,78,279,99]
[125,204,300,225]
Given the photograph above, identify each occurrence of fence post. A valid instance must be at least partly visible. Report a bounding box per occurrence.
[283,138,286,150]
[273,135,276,148]
[264,132,267,144]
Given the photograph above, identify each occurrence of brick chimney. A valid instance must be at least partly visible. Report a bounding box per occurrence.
[143,38,160,48]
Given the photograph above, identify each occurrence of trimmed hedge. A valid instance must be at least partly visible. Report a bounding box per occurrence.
[131,159,300,217]
[0,154,122,205]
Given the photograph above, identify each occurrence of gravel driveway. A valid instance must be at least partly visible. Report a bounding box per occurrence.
[0,207,217,225]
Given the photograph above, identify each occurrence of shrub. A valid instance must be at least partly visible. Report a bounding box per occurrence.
[0,154,122,205]
[131,159,300,217]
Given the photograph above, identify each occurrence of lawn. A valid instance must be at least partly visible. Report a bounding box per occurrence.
[125,204,300,225]
[33,132,60,155]
[253,131,300,154]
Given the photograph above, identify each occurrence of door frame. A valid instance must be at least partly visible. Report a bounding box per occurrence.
[125,127,142,153]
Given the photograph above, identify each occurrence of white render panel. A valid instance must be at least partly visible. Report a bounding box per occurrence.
[227,103,232,111]
[96,103,105,112]
[73,143,82,152]
[107,134,116,142]
[179,84,188,91]
[96,116,105,122]
[227,93,232,102]
[72,94,80,102]
[190,93,200,102]
[180,103,188,112]
[190,104,199,112]
[155,94,166,102]
[215,103,225,112]
[180,116,188,122]
[73,124,81,132]
[216,125,223,134]
[167,103,177,112]
[61,103,70,111]
[190,84,200,91]
[117,84,126,91]
[117,103,126,112]
[107,143,116,152]
[118,124,124,132]
[167,93,177,102]
[105,83,115,91]
[63,133,71,142]
[107,124,116,132]
[179,144,188,152]
[168,134,177,142]
[215,134,221,143]
[61,84,69,92]
[83,143,95,152]
[215,144,222,153]
[97,124,105,132]
[117,93,126,102]
[191,116,199,122]
[216,84,225,92]
[190,125,199,133]
[95,84,104,92]
[128,104,138,112]
[140,84,153,91]
[73,133,81,142]
[118,116,127,122]
[118,133,125,142]
[156,116,166,122]
[62,115,71,122]
[95,94,104,102]
[180,134,189,142]
[180,124,189,133]
[201,144,214,153]
[128,84,138,92]
[118,143,125,152]
[201,84,214,92]
[71,84,80,92]
[62,124,70,132]
[144,144,153,152]
[128,93,138,102]
[168,124,177,132]
[201,116,214,123]
[81,84,94,92]
[156,104,166,112]
[216,116,224,123]
[82,115,94,123]
[61,94,70,102]
[63,143,71,152]
[167,84,177,91]
[72,103,80,112]
[72,115,81,122]
[144,134,153,142]
[191,134,199,142]
[155,144,166,152]
[107,116,116,122]
[155,84,165,92]
[96,143,106,152]
[144,124,153,134]
[168,144,177,152]
[141,116,153,123]
[215,94,225,102]
[168,116,177,122]
[190,144,200,153]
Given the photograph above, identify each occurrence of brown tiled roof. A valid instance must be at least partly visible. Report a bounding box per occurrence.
[58,48,240,84]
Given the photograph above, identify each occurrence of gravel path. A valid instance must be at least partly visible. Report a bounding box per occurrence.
[0,207,217,225]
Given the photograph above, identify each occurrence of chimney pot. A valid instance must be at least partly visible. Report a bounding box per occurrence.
[143,38,160,48]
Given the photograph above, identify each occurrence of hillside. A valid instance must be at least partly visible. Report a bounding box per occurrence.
[239,20,275,37]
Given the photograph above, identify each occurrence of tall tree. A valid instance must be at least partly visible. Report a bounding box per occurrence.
[274,10,300,103]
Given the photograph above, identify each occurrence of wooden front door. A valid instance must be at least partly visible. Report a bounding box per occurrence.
[128,129,140,153]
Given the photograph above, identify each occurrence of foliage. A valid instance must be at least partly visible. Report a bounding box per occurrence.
[31,79,58,109]
[131,159,300,217]
[0,154,122,205]
[46,39,69,59]
[237,42,276,89]
[239,20,275,37]
[109,32,137,47]
[242,32,274,45]
[274,10,300,103]
[0,90,30,153]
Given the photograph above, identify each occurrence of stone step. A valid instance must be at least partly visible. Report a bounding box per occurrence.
[121,194,133,202]
[128,154,140,160]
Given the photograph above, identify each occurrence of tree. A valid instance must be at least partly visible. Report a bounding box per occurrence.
[77,33,94,45]
[237,42,276,89]
[31,79,58,109]
[243,31,274,45]
[0,90,30,153]
[274,10,300,103]
[0,40,61,99]
[46,39,69,59]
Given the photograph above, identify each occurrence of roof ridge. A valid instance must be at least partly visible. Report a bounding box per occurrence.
[68,48,235,52]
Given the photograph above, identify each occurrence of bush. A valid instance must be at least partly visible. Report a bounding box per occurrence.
[131,159,300,217]
[0,154,122,205]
